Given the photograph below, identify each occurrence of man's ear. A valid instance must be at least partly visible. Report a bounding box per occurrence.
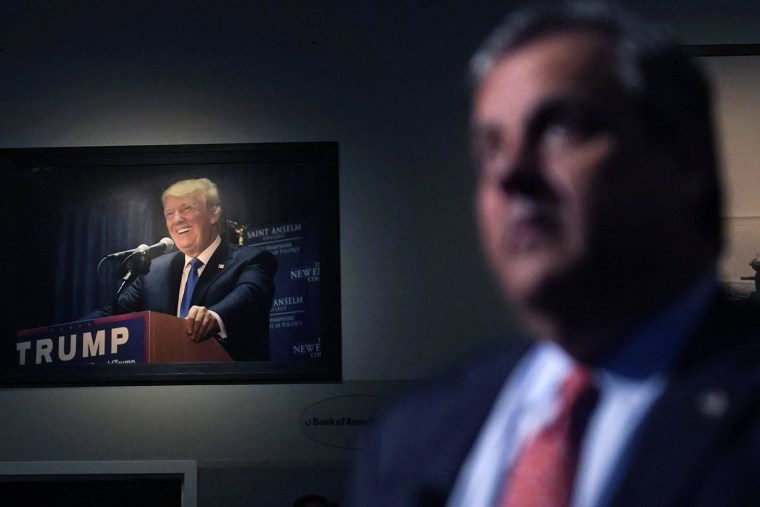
[209,207,221,225]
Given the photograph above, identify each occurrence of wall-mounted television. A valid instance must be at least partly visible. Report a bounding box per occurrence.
[1,142,341,385]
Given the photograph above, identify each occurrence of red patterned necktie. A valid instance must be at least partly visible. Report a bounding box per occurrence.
[499,366,598,507]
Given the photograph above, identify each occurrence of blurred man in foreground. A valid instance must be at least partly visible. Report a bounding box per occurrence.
[350,1,760,506]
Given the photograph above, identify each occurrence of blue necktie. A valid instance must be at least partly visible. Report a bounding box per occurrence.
[180,258,203,318]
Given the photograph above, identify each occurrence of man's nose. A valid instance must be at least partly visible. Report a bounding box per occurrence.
[497,142,551,200]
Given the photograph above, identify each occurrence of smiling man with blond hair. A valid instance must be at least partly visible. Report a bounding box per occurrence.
[88,177,277,361]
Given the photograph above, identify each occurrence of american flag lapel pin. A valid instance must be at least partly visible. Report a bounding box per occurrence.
[218,264,225,269]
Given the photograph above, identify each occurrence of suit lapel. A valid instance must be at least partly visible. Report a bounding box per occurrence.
[609,297,760,506]
[166,252,185,314]
[191,240,233,305]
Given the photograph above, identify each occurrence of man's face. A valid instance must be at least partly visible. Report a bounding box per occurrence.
[163,194,219,258]
[472,31,686,321]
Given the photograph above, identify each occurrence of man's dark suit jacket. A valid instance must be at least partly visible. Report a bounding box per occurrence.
[349,293,760,506]
[88,241,277,361]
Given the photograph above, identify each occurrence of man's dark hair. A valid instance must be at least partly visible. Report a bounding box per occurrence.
[470,0,724,257]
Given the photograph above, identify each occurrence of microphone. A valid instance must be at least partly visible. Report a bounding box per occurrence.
[113,238,175,298]
[106,238,175,261]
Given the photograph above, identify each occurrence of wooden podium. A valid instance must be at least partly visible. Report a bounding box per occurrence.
[139,311,233,363]
[14,311,233,366]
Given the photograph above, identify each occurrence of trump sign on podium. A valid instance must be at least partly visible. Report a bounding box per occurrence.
[15,312,233,368]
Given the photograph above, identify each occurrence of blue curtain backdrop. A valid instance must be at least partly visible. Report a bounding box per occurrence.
[53,192,156,324]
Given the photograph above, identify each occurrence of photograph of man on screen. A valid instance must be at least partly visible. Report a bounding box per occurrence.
[84,177,277,361]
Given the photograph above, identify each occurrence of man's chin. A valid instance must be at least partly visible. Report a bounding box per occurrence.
[501,261,566,307]
[502,264,595,324]
[174,240,197,256]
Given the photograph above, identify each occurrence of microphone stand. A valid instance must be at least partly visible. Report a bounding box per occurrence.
[114,251,152,301]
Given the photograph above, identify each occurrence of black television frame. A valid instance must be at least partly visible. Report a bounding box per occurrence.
[1,142,341,386]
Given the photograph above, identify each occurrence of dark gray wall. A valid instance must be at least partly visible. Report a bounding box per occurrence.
[1,1,758,505]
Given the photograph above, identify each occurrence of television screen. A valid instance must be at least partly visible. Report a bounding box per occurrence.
[1,142,341,385]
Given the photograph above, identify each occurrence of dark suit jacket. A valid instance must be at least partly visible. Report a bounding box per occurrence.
[348,294,760,506]
[88,241,277,361]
